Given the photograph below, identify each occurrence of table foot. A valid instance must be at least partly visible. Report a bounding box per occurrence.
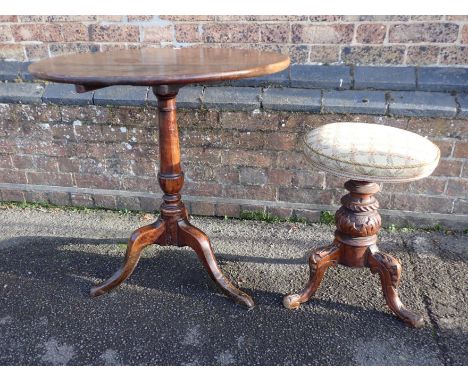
[178,219,255,309]
[90,220,165,297]
[368,248,425,328]
[283,243,340,309]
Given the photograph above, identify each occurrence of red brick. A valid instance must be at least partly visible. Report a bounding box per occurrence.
[341,46,405,65]
[190,201,216,216]
[12,24,63,42]
[89,24,139,42]
[93,194,117,209]
[389,23,459,43]
[356,24,386,44]
[213,166,239,185]
[275,151,308,170]
[0,169,27,183]
[406,46,440,65]
[49,43,100,56]
[292,24,354,44]
[11,154,34,170]
[95,16,124,22]
[446,179,467,197]
[143,25,173,43]
[266,206,293,219]
[59,23,89,42]
[74,174,120,189]
[203,23,260,43]
[267,169,293,186]
[239,167,267,186]
[0,44,24,60]
[58,157,80,173]
[0,154,12,169]
[263,132,297,151]
[222,150,274,168]
[1,189,25,202]
[432,160,463,177]
[292,170,326,189]
[161,16,216,21]
[0,16,18,22]
[27,172,74,187]
[223,184,276,201]
[120,176,160,193]
[454,142,468,158]
[25,43,49,60]
[18,16,44,22]
[127,16,154,22]
[293,209,321,223]
[440,47,468,65]
[395,194,454,214]
[71,193,94,207]
[47,191,71,206]
[260,23,290,43]
[410,177,447,196]
[0,25,13,42]
[45,16,97,22]
[184,182,223,197]
[116,196,140,211]
[175,24,201,43]
[220,111,278,131]
[216,202,240,218]
[25,191,48,203]
[309,45,340,64]
[278,188,335,205]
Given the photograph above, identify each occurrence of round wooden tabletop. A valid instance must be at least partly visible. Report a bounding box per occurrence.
[28,48,290,87]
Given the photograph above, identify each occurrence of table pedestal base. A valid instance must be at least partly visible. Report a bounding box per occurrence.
[90,202,254,308]
[283,180,424,328]
[90,85,254,309]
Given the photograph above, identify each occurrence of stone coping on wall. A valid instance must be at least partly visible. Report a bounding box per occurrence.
[0,61,467,118]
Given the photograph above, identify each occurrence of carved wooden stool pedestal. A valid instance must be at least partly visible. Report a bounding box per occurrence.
[283,180,424,328]
[284,122,440,328]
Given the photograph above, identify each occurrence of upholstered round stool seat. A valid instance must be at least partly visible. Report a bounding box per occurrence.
[303,122,440,182]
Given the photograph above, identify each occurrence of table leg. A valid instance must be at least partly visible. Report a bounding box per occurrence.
[90,85,254,309]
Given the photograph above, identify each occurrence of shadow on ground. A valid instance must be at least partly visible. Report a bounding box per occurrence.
[0,209,466,365]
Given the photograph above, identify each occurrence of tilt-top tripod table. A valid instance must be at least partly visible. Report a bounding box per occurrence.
[29,48,290,309]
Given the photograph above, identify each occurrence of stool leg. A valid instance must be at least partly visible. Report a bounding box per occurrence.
[283,243,341,309]
[367,247,424,328]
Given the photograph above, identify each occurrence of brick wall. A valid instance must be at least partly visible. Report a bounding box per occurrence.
[0,15,467,66]
[0,103,466,229]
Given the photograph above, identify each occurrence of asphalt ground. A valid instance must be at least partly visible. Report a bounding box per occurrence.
[0,206,466,365]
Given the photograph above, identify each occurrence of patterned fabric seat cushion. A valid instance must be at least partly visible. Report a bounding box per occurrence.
[303,123,440,183]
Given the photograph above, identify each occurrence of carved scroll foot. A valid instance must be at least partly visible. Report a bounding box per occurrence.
[368,248,424,328]
[283,243,341,309]
[177,219,255,309]
[90,220,165,297]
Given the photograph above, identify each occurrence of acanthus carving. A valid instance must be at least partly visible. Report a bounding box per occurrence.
[335,206,382,237]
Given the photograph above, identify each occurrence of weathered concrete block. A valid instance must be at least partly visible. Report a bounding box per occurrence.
[147,86,203,109]
[233,68,290,87]
[43,83,93,105]
[323,90,386,114]
[291,65,351,89]
[0,61,21,81]
[0,82,44,104]
[94,85,148,106]
[418,67,468,92]
[457,93,468,118]
[262,87,321,112]
[354,66,416,90]
[388,91,457,117]
[203,87,261,111]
